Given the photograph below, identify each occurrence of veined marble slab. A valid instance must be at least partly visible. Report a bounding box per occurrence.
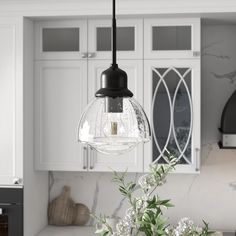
[37,226,235,236]
[37,226,96,236]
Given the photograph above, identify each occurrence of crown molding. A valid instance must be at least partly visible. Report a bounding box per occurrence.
[0,0,236,17]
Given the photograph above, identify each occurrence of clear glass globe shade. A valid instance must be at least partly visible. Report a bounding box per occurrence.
[78,97,151,155]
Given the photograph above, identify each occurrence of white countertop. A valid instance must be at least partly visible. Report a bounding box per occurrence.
[37,226,96,236]
[37,226,233,236]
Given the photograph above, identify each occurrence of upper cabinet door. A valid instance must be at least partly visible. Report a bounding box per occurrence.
[144,18,200,59]
[88,19,143,60]
[34,61,87,171]
[0,17,23,186]
[144,59,201,173]
[87,60,144,172]
[35,20,87,60]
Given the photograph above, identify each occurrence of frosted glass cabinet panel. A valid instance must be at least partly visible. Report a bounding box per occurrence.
[152,26,191,51]
[144,18,200,59]
[35,20,87,60]
[88,19,143,59]
[144,60,200,173]
[96,27,135,51]
[42,28,80,52]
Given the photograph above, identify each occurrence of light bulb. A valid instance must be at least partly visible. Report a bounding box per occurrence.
[103,113,126,137]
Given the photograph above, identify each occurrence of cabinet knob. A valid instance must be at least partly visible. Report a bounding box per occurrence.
[13,178,23,185]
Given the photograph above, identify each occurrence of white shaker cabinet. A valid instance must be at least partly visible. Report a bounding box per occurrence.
[34,61,87,171]
[34,59,144,172]
[34,19,145,172]
[87,60,144,172]
[0,17,23,185]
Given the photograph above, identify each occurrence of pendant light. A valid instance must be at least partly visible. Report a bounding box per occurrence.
[77,0,151,155]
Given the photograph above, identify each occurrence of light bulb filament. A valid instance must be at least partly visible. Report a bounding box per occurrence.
[111,122,118,135]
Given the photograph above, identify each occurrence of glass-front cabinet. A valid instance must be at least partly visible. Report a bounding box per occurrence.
[144,18,200,59]
[88,19,143,59]
[144,60,200,173]
[35,20,87,60]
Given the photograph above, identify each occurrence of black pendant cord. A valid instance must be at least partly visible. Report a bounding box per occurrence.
[95,0,133,98]
[112,0,117,68]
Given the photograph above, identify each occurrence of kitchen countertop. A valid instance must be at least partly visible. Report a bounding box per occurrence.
[37,226,235,236]
[37,226,96,236]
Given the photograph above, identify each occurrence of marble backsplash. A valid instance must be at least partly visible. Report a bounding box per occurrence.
[49,25,236,230]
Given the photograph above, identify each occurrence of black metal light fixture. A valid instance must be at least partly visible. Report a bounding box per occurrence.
[77,0,150,155]
[219,90,236,149]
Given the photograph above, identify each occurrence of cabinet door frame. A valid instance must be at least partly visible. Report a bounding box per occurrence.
[34,60,87,171]
[87,59,144,172]
[88,19,143,60]
[35,20,87,60]
[144,18,201,59]
[0,17,23,186]
[144,59,201,173]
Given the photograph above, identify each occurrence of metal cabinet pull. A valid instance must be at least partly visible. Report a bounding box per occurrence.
[195,148,200,171]
[87,52,96,58]
[89,147,94,170]
[83,146,88,170]
[81,52,88,58]
[89,146,97,170]
[0,208,7,215]
[13,178,23,185]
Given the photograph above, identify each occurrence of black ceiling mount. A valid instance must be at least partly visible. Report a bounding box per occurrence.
[95,0,133,98]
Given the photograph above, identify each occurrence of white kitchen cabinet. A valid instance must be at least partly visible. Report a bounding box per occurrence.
[144,18,201,59]
[0,17,23,185]
[35,20,87,60]
[35,18,142,61]
[34,59,144,172]
[34,17,201,173]
[34,60,87,171]
[144,59,201,173]
[88,19,143,60]
[86,60,144,172]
